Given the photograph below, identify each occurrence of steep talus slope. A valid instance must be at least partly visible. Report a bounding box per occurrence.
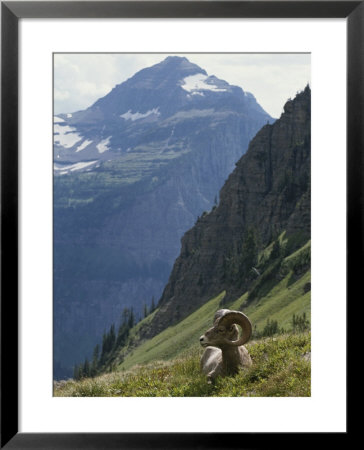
[53,56,272,378]
[144,86,311,337]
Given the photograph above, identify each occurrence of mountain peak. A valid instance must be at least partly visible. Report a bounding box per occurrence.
[163,55,189,64]
[133,55,207,79]
[159,55,206,74]
[90,56,210,116]
[54,56,272,172]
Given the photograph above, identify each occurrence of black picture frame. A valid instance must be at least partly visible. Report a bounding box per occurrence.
[1,1,357,448]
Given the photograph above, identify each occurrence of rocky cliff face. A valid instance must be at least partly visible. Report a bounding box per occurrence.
[146,86,311,336]
[53,56,272,378]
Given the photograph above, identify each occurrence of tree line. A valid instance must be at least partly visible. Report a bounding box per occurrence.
[73,298,157,380]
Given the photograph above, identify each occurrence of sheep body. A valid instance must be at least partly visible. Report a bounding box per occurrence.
[200,309,252,382]
[200,347,222,376]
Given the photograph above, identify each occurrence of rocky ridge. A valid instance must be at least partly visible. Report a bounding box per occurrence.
[144,86,311,337]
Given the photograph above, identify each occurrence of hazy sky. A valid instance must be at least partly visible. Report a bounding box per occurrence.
[54,53,310,118]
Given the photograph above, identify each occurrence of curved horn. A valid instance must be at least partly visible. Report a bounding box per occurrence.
[213,309,231,325]
[218,310,252,346]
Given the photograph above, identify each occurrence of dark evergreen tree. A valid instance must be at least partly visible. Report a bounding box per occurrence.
[262,318,279,337]
[83,358,90,378]
[116,307,132,347]
[122,307,130,323]
[91,344,100,376]
[101,331,108,362]
[292,312,310,332]
[109,324,116,349]
[143,303,149,318]
[239,228,258,280]
[128,307,135,328]
[73,364,82,381]
[99,333,109,366]
[116,322,128,347]
[270,238,282,260]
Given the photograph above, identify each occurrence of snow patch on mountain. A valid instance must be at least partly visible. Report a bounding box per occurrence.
[120,108,160,121]
[97,136,111,153]
[76,139,93,152]
[54,116,65,123]
[54,160,98,173]
[167,109,215,122]
[54,123,82,148]
[181,74,227,93]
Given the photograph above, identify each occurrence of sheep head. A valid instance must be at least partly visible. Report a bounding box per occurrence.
[200,309,252,349]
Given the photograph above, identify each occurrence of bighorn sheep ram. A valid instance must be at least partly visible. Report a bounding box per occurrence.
[199,309,252,383]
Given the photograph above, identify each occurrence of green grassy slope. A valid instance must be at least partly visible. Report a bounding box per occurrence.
[54,332,310,397]
[115,292,226,370]
[230,271,311,333]
[113,240,310,371]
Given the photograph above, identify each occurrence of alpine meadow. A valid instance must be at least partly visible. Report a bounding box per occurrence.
[53,54,311,397]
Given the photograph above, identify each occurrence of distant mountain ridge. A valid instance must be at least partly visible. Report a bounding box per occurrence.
[53,56,273,379]
[54,56,269,173]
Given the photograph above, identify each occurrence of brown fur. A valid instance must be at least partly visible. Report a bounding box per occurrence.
[200,316,252,383]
